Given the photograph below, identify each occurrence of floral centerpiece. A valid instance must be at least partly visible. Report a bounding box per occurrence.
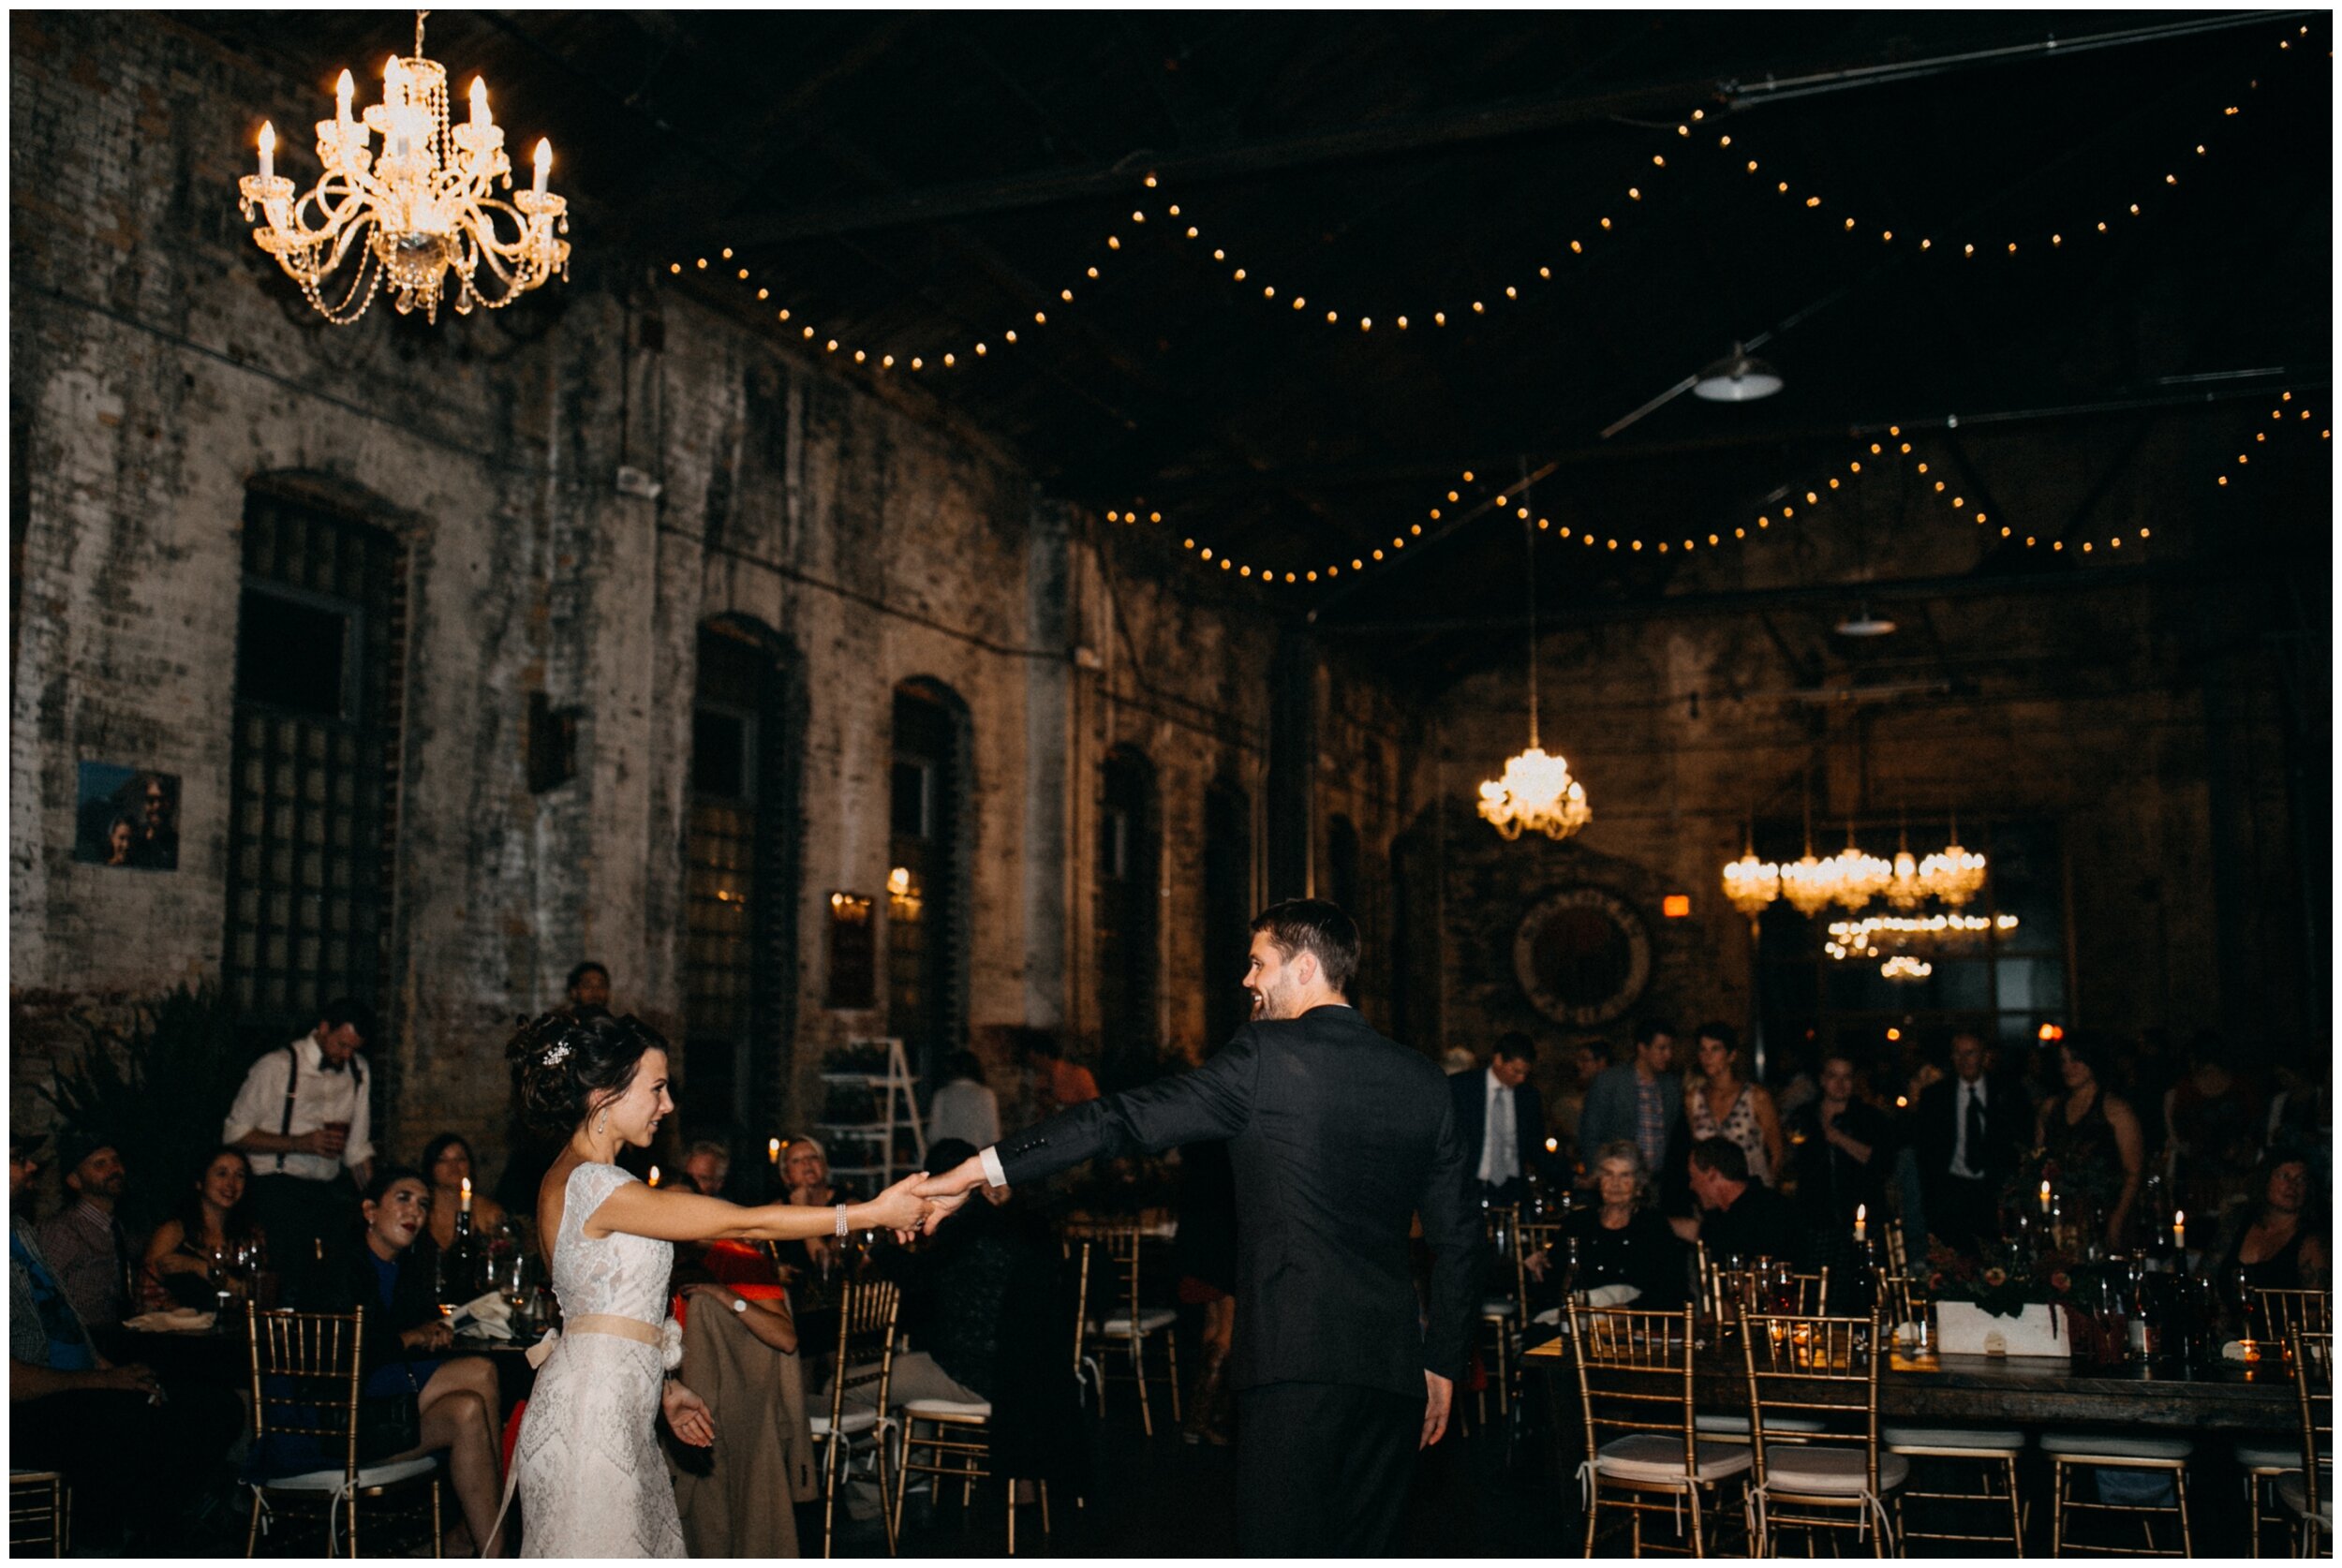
[1924,1239,2082,1319]
[1926,1240,2133,1359]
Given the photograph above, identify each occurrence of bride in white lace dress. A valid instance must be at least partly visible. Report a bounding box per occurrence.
[502,1011,931,1558]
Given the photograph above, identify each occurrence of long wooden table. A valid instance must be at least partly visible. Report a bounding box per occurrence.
[1524,1329,2299,1431]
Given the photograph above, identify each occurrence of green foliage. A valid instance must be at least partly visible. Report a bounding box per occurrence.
[39,984,250,1235]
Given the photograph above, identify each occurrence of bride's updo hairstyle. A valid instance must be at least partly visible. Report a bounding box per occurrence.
[508,1008,671,1139]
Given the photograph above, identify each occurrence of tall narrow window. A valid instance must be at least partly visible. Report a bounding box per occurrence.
[1203,780,1253,1049]
[889,680,969,1082]
[223,489,401,1052]
[682,621,797,1140]
[1098,746,1158,1074]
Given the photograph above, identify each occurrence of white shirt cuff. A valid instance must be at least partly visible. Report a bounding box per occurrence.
[979,1146,1007,1189]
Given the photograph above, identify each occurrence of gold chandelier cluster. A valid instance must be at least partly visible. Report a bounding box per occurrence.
[1722,823,1985,925]
[238,11,569,325]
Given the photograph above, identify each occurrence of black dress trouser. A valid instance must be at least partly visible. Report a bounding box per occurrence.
[1236,1380,1424,1557]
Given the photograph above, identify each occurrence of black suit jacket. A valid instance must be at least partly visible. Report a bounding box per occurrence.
[1448,1068,1550,1191]
[1913,1074,2023,1198]
[994,1004,1475,1400]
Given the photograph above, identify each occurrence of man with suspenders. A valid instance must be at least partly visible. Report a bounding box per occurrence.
[221,998,378,1299]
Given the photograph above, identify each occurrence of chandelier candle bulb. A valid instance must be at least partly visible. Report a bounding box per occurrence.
[257,120,274,181]
[533,138,550,195]
[336,69,354,126]
[469,76,488,127]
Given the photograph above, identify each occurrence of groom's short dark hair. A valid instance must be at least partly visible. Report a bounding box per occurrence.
[1251,898,1359,995]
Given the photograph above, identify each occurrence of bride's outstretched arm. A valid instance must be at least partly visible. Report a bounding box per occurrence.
[585,1171,930,1244]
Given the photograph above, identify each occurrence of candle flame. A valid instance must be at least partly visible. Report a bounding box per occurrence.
[648,1165,660,1187]
[1856,1203,1866,1221]
[460,1176,471,1196]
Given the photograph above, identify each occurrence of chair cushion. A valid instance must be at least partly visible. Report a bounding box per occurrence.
[902,1398,992,1418]
[1481,1297,1519,1319]
[1697,1413,1827,1435]
[259,1456,439,1492]
[2238,1440,2308,1472]
[1762,1447,1911,1496]
[1883,1424,2025,1453]
[808,1409,881,1438]
[1593,1433,1753,1485]
[2276,1471,2335,1527]
[1092,1308,1177,1337]
[1532,1307,1561,1326]
[2040,1431,2194,1461]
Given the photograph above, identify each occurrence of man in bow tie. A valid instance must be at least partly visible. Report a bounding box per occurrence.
[223,998,378,1297]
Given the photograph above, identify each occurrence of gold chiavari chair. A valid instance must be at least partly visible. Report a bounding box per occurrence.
[244,1307,442,1558]
[1077,1220,1179,1436]
[2277,1329,2332,1557]
[1739,1309,1904,1558]
[1875,1270,2021,1558]
[2244,1292,2334,1554]
[809,1277,900,1557]
[2042,1420,2194,1555]
[1516,1213,1567,1330]
[1475,1205,1521,1424]
[7,1472,67,1556]
[1569,1302,1751,1557]
[1695,1258,1832,1447]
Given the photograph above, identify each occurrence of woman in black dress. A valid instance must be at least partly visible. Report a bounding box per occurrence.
[1524,1140,1685,1309]
[2036,1035,2145,1251]
[2217,1150,2328,1292]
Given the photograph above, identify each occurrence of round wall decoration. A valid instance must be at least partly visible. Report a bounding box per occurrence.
[1512,884,1653,1027]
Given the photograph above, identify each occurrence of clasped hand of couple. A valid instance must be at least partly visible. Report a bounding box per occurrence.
[853,1154,989,1244]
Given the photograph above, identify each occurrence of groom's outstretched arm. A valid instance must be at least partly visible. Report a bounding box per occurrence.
[917,1030,1262,1222]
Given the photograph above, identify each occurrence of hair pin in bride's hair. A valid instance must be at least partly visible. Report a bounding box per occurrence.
[542,1040,571,1067]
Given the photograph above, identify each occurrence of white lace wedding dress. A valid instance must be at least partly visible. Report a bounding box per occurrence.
[512,1161,686,1558]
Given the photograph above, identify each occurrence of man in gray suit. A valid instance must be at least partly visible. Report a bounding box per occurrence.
[1576,1018,1681,1181]
[916,898,1475,1556]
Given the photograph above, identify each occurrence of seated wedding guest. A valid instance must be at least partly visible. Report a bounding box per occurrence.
[2216,1147,2328,1292]
[420,1132,506,1252]
[294,1165,508,1556]
[141,1146,267,1311]
[929,1051,1002,1149]
[682,1139,734,1199]
[1524,1140,1684,1309]
[2165,1034,2270,1222]
[667,1278,817,1556]
[1671,1136,1807,1267]
[775,1137,858,1280]
[1019,1028,1100,1113]
[36,1132,131,1336]
[12,1132,244,1555]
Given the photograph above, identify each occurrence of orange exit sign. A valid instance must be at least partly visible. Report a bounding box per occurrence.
[1662,895,1692,918]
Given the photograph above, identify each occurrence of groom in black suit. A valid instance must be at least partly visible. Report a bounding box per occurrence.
[916,898,1475,1556]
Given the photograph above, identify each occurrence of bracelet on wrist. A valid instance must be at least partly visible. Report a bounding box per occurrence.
[835,1202,849,1238]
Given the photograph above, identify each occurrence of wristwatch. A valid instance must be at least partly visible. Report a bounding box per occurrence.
[730,1294,749,1315]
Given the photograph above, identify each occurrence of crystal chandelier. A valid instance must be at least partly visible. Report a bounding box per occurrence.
[1778,838,1838,917]
[1826,825,1892,912]
[1477,508,1590,841]
[1920,819,1987,907]
[1885,828,1927,910]
[1721,829,1780,926]
[1880,954,1934,983]
[238,11,570,325]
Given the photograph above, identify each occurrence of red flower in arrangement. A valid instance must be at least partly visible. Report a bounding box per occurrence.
[1927,1271,1947,1292]
[2050,1270,2072,1293]
[1981,1266,2008,1288]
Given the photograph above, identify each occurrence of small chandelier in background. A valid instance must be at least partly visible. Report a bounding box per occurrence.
[1722,829,1780,927]
[1885,828,1927,910]
[239,10,570,324]
[1827,825,1892,912]
[1478,501,1591,842]
[1920,816,1987,907]
[1880,954,1934,983]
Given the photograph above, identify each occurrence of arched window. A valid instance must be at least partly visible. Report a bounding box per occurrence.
[682,618,800,1141]
[1203,778,1253,1049]
[222,483,404,1053]
[889,679,971,1082]
[1098,746,1158,1075]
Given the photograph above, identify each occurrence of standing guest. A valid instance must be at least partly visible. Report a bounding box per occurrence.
[1450,1032,1550,1205]
[1771,1042,1821,1122]
[10,1132,244,1556]
[421,1132,507,1252]
[1577,1019,1680,1182]
[1790,1054,1893,1230]
[293,1166,509,1556]
[1020,1029,1101,1114]
[35,1133,131,1335]
[567,960,613,1014]
[1685,1022,1785,1188]
[1551,1039,1609,1164]
[1523,1140,1684,1309]
[222,997,378,1299]
[1913,1031,2020,1253]
[928,1050,1002,1148]
[142,1146,267,1311]
[2037,1034,2147,1251]
[2164,1035,2270,1222]
[2216,1150,2328,1292]
[681,1138,733,1199]
[916,899,1475,1557]
[1671,1137,1807,1267]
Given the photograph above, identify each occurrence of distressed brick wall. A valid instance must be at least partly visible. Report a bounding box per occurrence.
[9,13,1411,1175]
